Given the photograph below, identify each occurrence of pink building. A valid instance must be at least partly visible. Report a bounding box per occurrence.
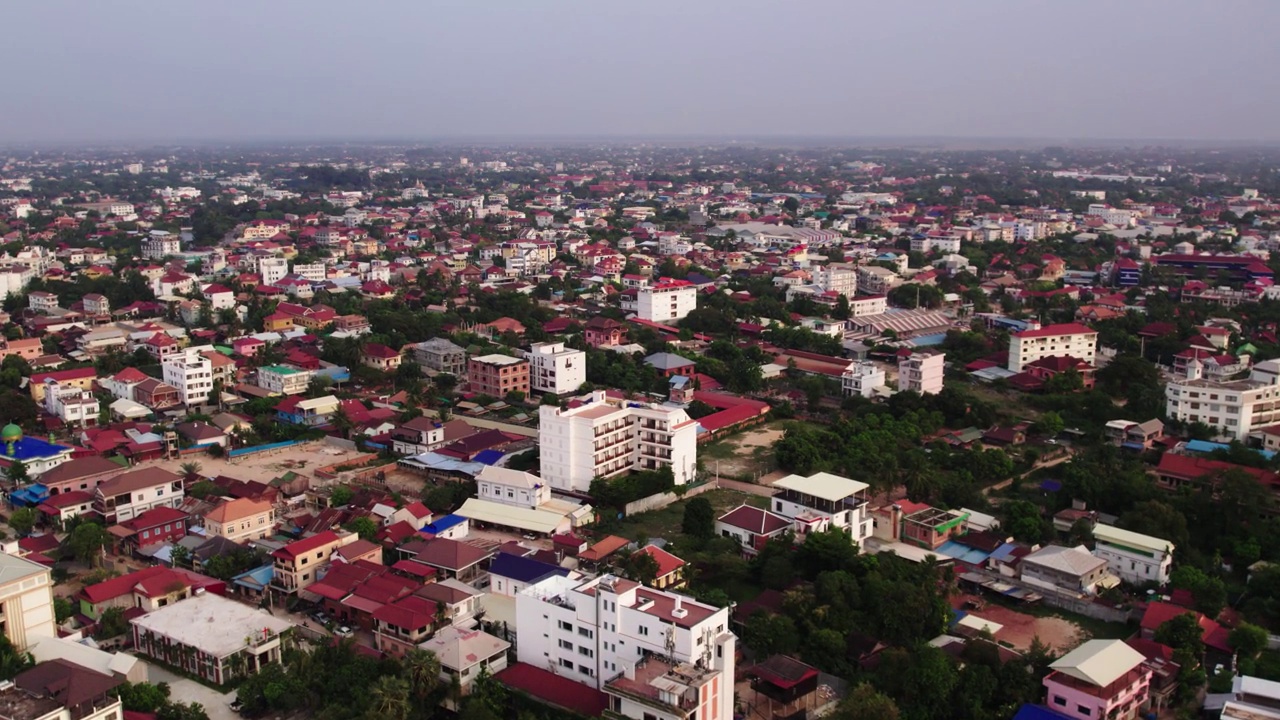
[1043,640,1151,720]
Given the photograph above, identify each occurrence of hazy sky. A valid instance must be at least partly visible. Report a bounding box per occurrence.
[6,0,1280,144]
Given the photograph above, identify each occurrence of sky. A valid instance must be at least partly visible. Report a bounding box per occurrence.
[5,0,1280,145]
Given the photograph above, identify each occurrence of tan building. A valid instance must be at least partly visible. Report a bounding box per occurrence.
[0,552,56,651]
[270,530,361,595]
[467,354,529,398]
[203,498,276,543]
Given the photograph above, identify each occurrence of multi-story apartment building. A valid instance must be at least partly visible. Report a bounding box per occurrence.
[42,382,100,428]
[413,338,468,377]
[203,498,276,543]
[270,530,361,595]
[162,348,214,406]
[538,390,698,493]
[92,467,184,525]
[1007,322,1098,373]
[812,264,858,298]
[142,230,181,259]
[1165,359,1280,440]
[291,262,327,281]
[526,341,586,395]
[257,365,313,395]
[468,354,530,398]
[1091,524,1173,586]
[898,351,945,395]
[259,257,288,285]
[0,553,56,650]
[770,472,873,544]
[848,294,889,317]
[842,361,885,398]
[856,265,899,295]
[637,279,697,323]
[515,574,735,720]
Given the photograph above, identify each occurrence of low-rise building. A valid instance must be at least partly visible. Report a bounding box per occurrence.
[770,471,872,544]
[419,627,510,709]
[92,467,184,525]
[715,504,792,556]
[898,351,945,395]
[1043,639,1150,720]
[162,347,214,406]
[5,659,124,720]
[1008,323,1098,373]
[412,338,468,377]
[361,343,403,372]
[257,364,312,395]
[131,593,295,685]
[468,354,530,398]
[1091,524,1173,586]
[203,497,276,543]
[270,530,360,595]
[1020,544,1113,596]
[842,361,886,398]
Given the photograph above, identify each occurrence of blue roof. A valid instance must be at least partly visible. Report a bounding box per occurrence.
[1186,438,1276,459]
[987,542,1019,562]
[1039,479,1063,492]
[232,564,275,590]
[908,333,948,347]
[1013,705,1073,720]
[936,540,991,565]
[1,436,71,461]
[472,449,505,466]
[489,552,568,584]
[9,484,50,507]
[423,514,467,534]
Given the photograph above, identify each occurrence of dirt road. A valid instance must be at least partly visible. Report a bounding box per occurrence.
[984,447,1077,496]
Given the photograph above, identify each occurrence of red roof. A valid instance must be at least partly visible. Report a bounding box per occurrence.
[636,545,685,579]
[31,367,97,384]
[1155,453,1280,491]
[1139,601,1231,653]
[1012,322,1096,339]
[496,663,609,717]
[717,504,790,535]
[272,530,342,561]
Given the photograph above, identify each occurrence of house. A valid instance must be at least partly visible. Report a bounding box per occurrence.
[1104,419,1165,449]
[28,367,96,403]
[108,506,187,552]
[644,352,696,378]
[488,552,569,597]
[400,537,493,581]
[5,659,124,720]
[275,394,341,427]
[203,497,276,543]
[92,467,184,525]
[901,507,969,550]
[35,455,122,497]
[475,465,550,509]
[370,592,440,658]
[1008,323,1098,373]
[1138,601,1232,654]
[36,490,95,527]
[633,544,686,589]
[716,504,792,556]
[174,421,228,448]
[77,565,223,620]
[361,343,403,372]
[584,316,627,348]
[1042,639,1151,720]
[131,593,294,685]
[770,472,872,544]
[0,553,56,650]
[270,530,361,595]
[412,338,468,377]
[1091,524,1173,585]
[1020,545,1114,595]
[525,341,586,395]
[420,627,511,709]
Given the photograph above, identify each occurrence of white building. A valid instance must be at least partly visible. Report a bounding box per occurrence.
[538,390,698,493]
[259,257,288,285]
[1091,524,1173,585]
[515,574,735,720]
[1165,359,1280,441]
[770,472,872,544]
[257,365,313,395]
[848,295,889,317]
[1007,323,1098,373]
[476,465,551,509]
[857,265,899,295]
[637,280,697,323]
[1086,204,1136,228]
[811,264,858,298]
[142,230,181,260]
[292,262,327,281]
[526,341,586,395]
[0,553,56,651]
[899,351,945,395]
[842,361,886,398]
[201,283,235,310]
[43,382,100,428]
[162,348,215,406]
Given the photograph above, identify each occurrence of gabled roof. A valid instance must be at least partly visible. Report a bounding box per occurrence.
[1050,639,1145,687]
[204,497,272,524]
[15,659,122,711]
[96,467,181,496]
[409,537,492,571]
[1023,544,1107,576]
[717,504,791,535]
[636,545,684,578]
[272,530,343,561]
[489,552,567,584]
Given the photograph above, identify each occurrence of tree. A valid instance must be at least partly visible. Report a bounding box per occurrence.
[345,516,378,541]
[6,459,28,485]
[401,648,442,701]
[828,683,899,720]
[95,607,130,640]
[1033,411,1064,438]
[1002,500,1050,543]
[115,682,171,713]
[1154,613,1205,659]
[0,634,32,681]
[330,485,354,507]
[1229,622,1269,659]
[743,612,798,657]
[7,508,36,537]
[179,461,203,480]
[681,497,715,539]
[67,522,107,566]
[366,675,411,720]
[619,550,661,586]
[54,596,73,624]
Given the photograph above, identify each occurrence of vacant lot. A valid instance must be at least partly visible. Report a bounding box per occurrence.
[616,488,763,544]
[700,421,791,481]
[152,441,365,485]
[955,592,1093,653]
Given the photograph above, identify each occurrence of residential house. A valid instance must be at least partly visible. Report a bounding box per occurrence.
[1042,640,1151,720]
[270,530,361,595]
[93,467,184,525]
[715,504,792,556]
[420,627,510,709]
[468,354,529,398]
[1020,545,1113,595]
[107,506,187,554]
[412,338,467,377]
[203,497,276,543]
[361,343,403,372]
[398,537,492,582]
[633,545,686,589]
[525,341,586,395]
[584,316,627,348]
[770,472,873,544]
[1091,524,1173,585]
[5,659,124,720]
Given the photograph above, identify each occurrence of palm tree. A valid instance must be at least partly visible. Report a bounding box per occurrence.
[402,648,441,701]
[367,675,411,720]
[331,406,354,440]
[179,461,203,481]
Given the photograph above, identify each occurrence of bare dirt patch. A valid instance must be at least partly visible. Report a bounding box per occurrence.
[703,422,787,481]
[956,594,1086,653]
[149,441,364,485]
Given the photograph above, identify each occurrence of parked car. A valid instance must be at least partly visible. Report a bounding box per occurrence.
[334,625,353,638]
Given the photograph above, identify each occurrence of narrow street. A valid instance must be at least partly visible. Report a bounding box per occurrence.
[984,447,1077,497]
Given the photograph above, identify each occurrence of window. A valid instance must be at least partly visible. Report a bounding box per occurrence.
[638,626,649,636]
[578,664,593,677]
[578,627,593,639]
[559,658,573,669]
[1077,706,1091,716]
[1052,696,1066,707]
[558,620,573,632]
[579,647,593,658]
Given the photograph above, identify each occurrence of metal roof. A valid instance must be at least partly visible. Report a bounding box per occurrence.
[772,472,868,502]
[1050,639,1145,687]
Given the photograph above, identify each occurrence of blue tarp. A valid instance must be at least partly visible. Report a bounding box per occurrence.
[472,449,505,466]
[422,514,467,535]
[1039,479,1063,492]
[9,483,50,507]
[228,440,300,458]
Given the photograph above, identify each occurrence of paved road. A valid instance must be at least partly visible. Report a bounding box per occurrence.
[145,662,238,720]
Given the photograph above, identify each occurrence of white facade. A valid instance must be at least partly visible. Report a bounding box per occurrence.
[848,295,889,317]
[770,472,873,543]
[1091,524,1173,585]
[526,341,586,395]
[899,352,945,395]
[143,230,181,259]
[0,553,56,651]
[162,348,215,406]
[1008,324,1098,372]
[202,285,235,310]
[539,390,698,493]
[43,383,100,428]
[842,361,886,398]
[857,266,899,295]
[292,262,327,281]
[260,257,288,285]
[257,365,313,395]
[476,466,551,509]
[515,574,735,720]
[637,281,697,323]
[1165,359,1280,440]
[1086,204,1136,227]
[812,264,858,298]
